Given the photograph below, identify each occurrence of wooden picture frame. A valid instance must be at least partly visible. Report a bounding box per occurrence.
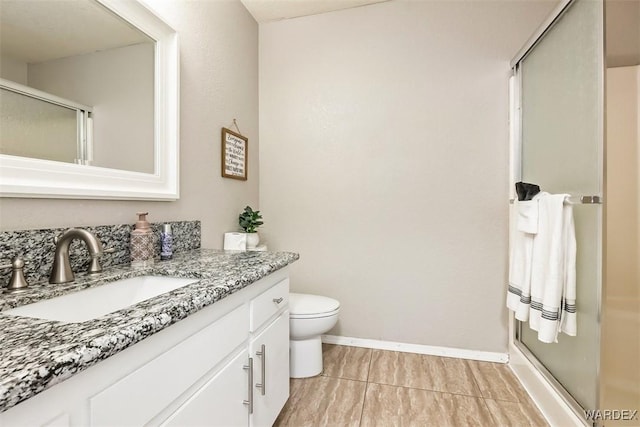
[221,127,248,180]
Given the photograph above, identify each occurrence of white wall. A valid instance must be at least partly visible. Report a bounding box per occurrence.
[605,0,640,67]
[28,43,155,174]
[602,65,640,415]
[259,0,556,352]
[0,54,27,84]
[0,0,259,250]
[606,66,639,300]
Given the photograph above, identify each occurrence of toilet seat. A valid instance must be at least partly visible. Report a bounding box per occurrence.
[289,293,340,319]
[290,308,340,319]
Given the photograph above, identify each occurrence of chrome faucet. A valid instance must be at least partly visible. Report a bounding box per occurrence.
[49,228,105,284]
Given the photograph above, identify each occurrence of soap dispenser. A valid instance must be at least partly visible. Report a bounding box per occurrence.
[131,212,155,266]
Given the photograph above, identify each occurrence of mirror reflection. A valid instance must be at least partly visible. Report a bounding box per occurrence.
[0,0,155,174]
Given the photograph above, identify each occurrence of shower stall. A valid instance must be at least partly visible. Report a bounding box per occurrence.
[508,0,639,426]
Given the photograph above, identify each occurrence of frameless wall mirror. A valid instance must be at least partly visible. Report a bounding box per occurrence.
[0,0,179,200]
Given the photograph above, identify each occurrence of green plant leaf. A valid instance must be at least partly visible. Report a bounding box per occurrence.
[238,205,263,232]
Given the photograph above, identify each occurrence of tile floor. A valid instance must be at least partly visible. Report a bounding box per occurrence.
[275,344,548,427]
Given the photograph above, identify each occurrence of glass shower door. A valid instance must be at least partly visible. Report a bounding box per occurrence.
[515,0,604,411]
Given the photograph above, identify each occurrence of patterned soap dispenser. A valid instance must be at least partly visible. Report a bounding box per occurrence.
[130,212,155,267]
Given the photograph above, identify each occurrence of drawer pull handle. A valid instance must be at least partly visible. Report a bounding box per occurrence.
[256,344,266,396]
[243,357,254,414]
[273,297,284,304]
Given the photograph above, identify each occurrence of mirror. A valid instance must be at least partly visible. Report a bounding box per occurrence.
[0,0,179,200]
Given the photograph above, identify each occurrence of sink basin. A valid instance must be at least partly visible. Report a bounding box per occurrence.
[3,276,198,323]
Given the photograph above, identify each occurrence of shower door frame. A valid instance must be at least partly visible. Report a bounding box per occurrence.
[508,0,605,425]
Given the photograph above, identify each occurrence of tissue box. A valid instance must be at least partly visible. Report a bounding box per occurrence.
[223,232,247,250]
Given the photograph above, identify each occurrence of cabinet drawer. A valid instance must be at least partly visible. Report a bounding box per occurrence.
[90,303,248,426]
[250,279,289,332]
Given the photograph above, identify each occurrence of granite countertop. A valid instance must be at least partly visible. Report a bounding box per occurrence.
[0,249,299,413]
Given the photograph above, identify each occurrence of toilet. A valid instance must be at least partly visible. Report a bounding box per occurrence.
[289,292,340,378]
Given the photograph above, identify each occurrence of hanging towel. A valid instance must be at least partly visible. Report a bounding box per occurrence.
[507,192,577,343]
[517,200,539,234]
[559,202,577,337]
[507,198,536,320]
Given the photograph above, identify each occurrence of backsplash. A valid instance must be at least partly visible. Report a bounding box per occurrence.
[0,221,201,288]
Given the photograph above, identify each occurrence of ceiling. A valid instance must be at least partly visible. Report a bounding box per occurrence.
[2,0,637,67]
[240,0,389,23]
[0,0,152,64]
[242,0,639,67]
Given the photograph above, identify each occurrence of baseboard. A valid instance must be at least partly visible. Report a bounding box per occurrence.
[321,335,509,363]
[509,341,586,427]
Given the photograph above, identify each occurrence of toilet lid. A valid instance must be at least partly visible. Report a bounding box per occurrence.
[289,293,340,316]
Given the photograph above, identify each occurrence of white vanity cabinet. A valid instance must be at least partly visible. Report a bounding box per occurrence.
[248,279,290,427]
[163,277,290,427]
[0,268,291,427]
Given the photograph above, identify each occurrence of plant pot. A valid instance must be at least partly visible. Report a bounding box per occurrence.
[246,232,260,249]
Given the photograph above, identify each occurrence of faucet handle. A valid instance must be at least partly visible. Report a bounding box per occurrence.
[87,245,115,275]
[1,256,30,293]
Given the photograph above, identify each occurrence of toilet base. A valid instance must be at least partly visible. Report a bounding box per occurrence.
[290,336,323,378]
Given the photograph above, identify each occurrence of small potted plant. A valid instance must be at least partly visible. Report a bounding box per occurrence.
[238,206,263,249]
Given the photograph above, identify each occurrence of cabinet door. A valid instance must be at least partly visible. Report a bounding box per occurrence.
[162,350,249,427]
[250,311,290,427]
[90,304,248,426]
[0,408,71,427]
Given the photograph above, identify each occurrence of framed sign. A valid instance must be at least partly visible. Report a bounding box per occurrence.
[221,127,248,180]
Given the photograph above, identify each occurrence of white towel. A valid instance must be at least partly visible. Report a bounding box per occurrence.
[517,200,539,234]
[507,192,577,343]
[559,203,577,337]
[507,199,535,321]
